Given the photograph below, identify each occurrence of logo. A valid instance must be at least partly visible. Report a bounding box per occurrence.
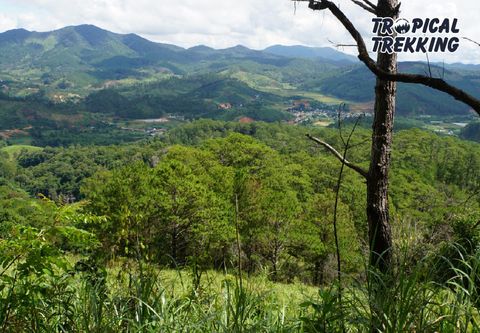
[372,18,460,54]
[394,19,410,34]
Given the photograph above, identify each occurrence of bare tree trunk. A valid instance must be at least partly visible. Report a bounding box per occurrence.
[171,227,178,266]
[367,0,398,272]
[303,0,480,273]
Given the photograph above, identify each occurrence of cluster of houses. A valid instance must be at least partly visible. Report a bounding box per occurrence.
[97,115,177,137]
[215,99,372,125]
[218,103,233,110]
[287,99,353,124]
[51,93,82,104]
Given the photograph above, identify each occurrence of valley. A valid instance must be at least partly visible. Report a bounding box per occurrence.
[0,25,478,147]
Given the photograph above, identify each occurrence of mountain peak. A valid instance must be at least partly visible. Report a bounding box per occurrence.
[264,45,357,63]
[0,28,32,43]
[72,24,109,34]
[73,24,104,30]
[226,45,250,51]
[4,28,29,33]
[188,45,215,52]
[60,24,111,46]
[220,45,259,56]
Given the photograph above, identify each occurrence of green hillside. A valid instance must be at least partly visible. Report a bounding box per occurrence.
[307,62,480,116]
[1,25,478,119]
[264,44,358,63]
[0,24,478,148]
[0,145,42,161]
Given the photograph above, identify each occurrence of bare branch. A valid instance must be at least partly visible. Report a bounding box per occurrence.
[306,134,368,178]
[327,38,357,48]
[463,37,480,48]
[361,0,378,10]
[425,52,432,78]
[337,105,347,147]
[351,0,377,15]
[473,220,480,230]
[294,0,480,116]
[349,137,371,149]
[329,108,364,331]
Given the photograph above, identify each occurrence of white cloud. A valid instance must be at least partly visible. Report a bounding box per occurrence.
[0,12,16,32]
[0,0,479,63]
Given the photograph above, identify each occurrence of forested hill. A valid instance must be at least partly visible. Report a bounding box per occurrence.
[1,121,479,280]
[0,24,479,125]
[0,25,340,78]
[1,121,479,330]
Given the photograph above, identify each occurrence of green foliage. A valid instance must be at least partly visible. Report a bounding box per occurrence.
[85,89,130,114]
[299,248,480,332]
[1,21,480,330]
[82,153,234,267]
[1,247,479,332]
[4,120,478,285]
[0,196,102,332]
[0,152,16,180]
[15,144,155,200]
[460,121,480,142]
[300,287,345,332]
[74,130,367,283]
[0,120,479,331]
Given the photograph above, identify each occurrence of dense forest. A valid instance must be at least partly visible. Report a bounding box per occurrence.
[1,120,479,331]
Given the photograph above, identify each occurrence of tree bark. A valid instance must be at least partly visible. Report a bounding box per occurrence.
[303,0,478,272]
[366,0,398,272]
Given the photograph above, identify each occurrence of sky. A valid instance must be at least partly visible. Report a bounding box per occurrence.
[0,0,479,64]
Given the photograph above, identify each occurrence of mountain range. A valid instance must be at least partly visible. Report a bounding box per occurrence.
[0,24,479,128]
[0,25,356,70]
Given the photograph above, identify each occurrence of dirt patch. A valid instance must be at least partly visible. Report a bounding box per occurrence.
[0,128,29,139]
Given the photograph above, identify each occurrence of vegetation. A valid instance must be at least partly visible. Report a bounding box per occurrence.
[313,63,479,116]
[0,20,479,333]
[1,120,479,331]
[0,25,479,149]
[461,121,480,142]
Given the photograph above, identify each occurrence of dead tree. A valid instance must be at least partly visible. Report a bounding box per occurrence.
[298,0,480,272]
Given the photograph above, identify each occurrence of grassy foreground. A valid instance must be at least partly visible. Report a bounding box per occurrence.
[1,250,480,332]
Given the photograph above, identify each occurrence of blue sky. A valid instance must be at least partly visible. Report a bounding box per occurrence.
[0,0,479,64]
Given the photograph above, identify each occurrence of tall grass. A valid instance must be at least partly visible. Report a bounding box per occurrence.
[1,247,480,332]
[302,245,480,332]
[77,266,306,332]
[0,259,309,332]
